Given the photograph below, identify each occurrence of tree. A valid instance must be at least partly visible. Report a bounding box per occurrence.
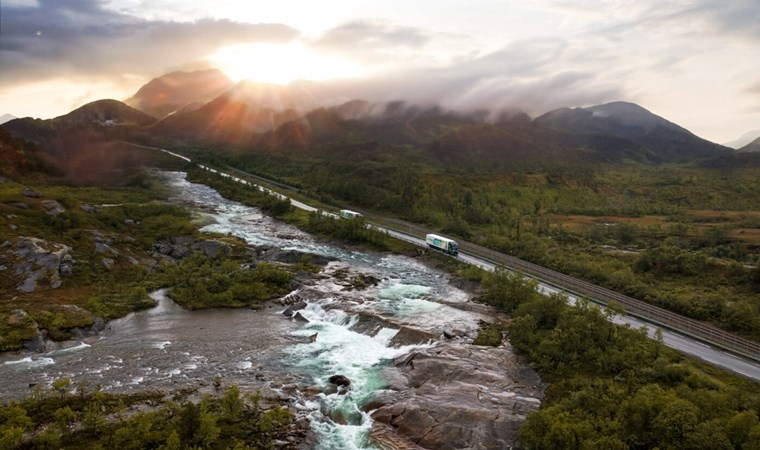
[221,385,244,422]
[52,377,72,398]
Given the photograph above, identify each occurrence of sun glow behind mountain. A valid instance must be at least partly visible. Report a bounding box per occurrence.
[208,42,362,85]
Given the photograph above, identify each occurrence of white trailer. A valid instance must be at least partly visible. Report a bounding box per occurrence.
[425,233,459,256]
[340,209,363,219]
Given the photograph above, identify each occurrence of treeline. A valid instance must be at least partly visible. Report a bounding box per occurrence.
[0,382,292,449]
[479,270,760,449]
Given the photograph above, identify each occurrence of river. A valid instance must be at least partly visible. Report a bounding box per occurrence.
[0,172,533,449]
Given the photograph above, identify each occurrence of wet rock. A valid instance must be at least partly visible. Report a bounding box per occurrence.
[41,200,65,216]
[11,237,72,292]
[282,307,295,318]
[308,332,318,342]
[291,300,308,311]
[328,375,351,387]
[21,188,42,198]
[442,327,466,339]
[22,332,47,353]
[292,312,309,323]
[389,326,437,347]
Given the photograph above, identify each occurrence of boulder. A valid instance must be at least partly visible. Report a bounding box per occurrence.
[102,258,115,269]
[282,307,295,317]
[293,312,309,323]
[41,200,65,216]
[192,240,231,259]
[11,237,72,292]
[328,374,351,387]
[95,242,119,256]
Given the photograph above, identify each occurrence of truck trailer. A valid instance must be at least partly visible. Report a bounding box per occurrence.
[425,233,459,256]
[340,209,363,219]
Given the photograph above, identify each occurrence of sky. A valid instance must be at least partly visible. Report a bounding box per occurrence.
[1,0,759,144]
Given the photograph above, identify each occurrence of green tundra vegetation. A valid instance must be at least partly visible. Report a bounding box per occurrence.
[0,382,292,449]
[478,269,760,449]
[185,145,760,340]
[0,163,308,350]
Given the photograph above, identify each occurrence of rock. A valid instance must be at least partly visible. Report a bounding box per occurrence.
[95,242,119,256]
[22,333,47,353]
[80,204,99,213]
[291,300,308,311]
[442,327,466,339]
[7,202,29,209]
[292,312,309,323]
[127,256,140,265]
[102,258,115,269]
[41,200,65,216]
[12,237,72,292]
[9,224,17,230]
[328,374,351,387]
[0,265,6,271]
[265,250,337,266]
[21,188,42,198]
[389,326,437,347]
[308,332,318,343]
[0,176,6,183]
[282,307,295,318]
[371,343,545,449]
[192,240,231,259]
[124,219,135,225]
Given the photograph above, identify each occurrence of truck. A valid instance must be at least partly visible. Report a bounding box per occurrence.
[425,233,459,256]
[340,209,363,219]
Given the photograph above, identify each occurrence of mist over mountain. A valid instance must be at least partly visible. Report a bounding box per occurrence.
[0,114,17,125]
[739,137,760,153]
[1,70,737,169]
[125,69,233,119]
[724,129,760,149]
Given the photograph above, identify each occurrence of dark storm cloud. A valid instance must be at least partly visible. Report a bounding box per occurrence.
[0,0,298,86]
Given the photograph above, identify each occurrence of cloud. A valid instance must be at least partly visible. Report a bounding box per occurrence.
[312,19,431,52]
[0,0,298,89]
[307,37,622,116]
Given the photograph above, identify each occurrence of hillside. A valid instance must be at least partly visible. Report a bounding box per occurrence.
[125,69,233,118]
[535,101,731,162]
[739,136,760,153]
[0,128,54,177]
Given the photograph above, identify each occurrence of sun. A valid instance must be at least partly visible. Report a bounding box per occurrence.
[208,42,361,85]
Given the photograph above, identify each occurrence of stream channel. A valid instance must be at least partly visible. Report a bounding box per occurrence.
[0,171,542,449]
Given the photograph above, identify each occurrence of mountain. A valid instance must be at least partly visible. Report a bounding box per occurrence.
[150,80,316,143]
[0,114,16,125]
[738,136,760,153]
[1,99,157,157]
[125,69,233,118]
[535,101,731,162]
[724,129,760,149]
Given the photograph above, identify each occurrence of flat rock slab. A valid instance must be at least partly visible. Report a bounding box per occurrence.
[371,342,545,450]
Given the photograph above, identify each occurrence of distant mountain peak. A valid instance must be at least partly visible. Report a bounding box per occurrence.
[126,69,233,118]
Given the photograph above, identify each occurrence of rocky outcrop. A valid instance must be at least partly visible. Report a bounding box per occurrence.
[9,237,73,292]
[263,249,337,266]
[370,343,545,450]
[151,237,233,260]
